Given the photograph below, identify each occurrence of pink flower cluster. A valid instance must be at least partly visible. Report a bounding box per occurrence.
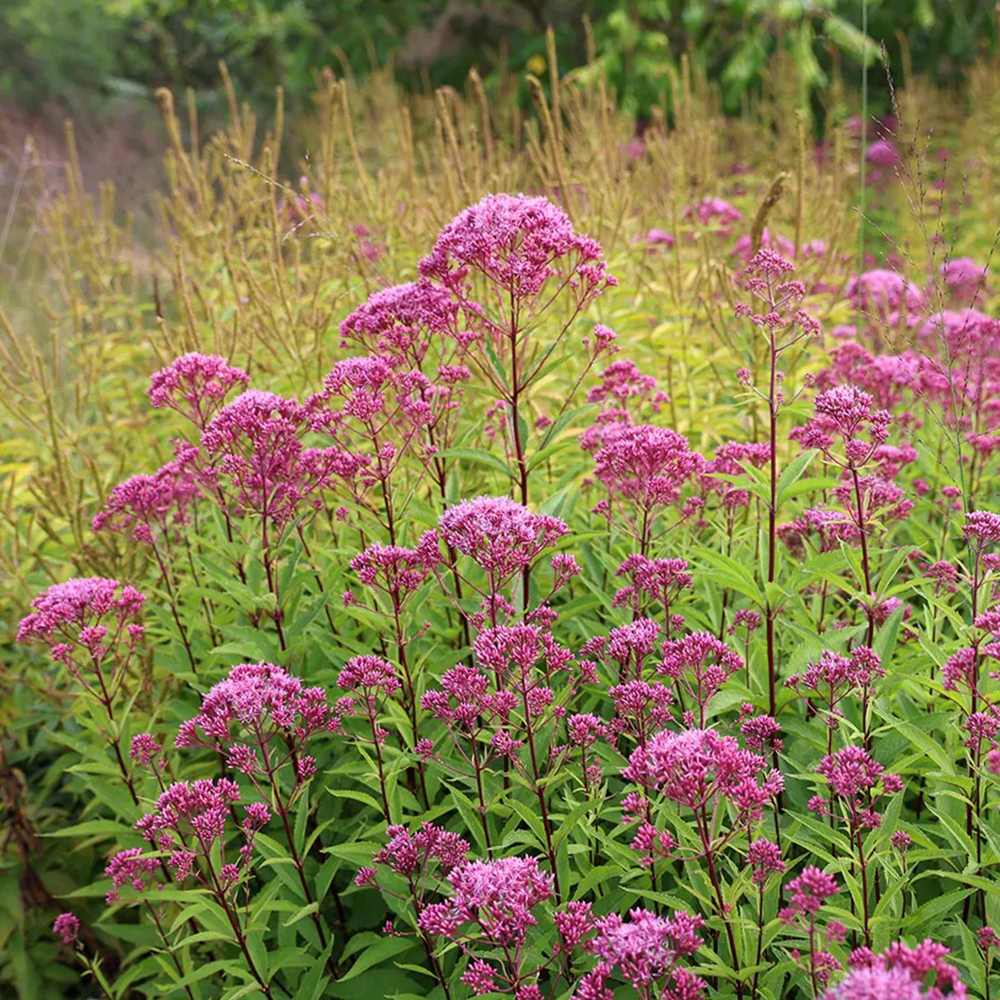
[702,440,771,508]
[846,269,924,320]
[134,778,268,886]
[339,279,461,367]
[591,423,703,542]
[176,662,339,779]
[104,847,161,903]
[623,728,783,822]
[828,939,967,1000]
[92,455,199,545]
[612,555,692,621]
[148,352,249,427]
[419,855,553,947]
[439,496,567,585]
[350,531,441,603]
[587,359,666,413]
[794,385,891,463]
[52,913,80,946]
[790,647,884,724]
[748,838,785,885]
[419,193,612,307]
[658,633,743,725]
[814,342,922,412]
[16,577,145,670]
[685,197,742,232]
[422,665,516,736]
[781,866,839,923]
[575,906,706,999]
[609,679,674,745]
[202,389,348,525]
[371,822,470,879]
[812,746,903,830]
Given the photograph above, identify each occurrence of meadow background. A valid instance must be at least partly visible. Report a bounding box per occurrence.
[2,2,1000,998]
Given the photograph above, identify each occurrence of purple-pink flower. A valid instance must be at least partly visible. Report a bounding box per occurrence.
[176,662,339,756]
[419,193,612,307]
[623,728,783,823]
[579,907,706,996]
[148,352,249,427]
[339,280,461,368]
[419,855,553,947]
[92,458,199,545]
[828,939,967,999]
[104,848,160,903]
[439,497,567,585]
[202,389,347,525]
[52,912,80,946]
[16,578,146,676]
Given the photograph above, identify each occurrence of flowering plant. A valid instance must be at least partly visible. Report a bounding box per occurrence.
[8,173,1000,1000]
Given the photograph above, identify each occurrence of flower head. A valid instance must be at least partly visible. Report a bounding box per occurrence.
[104,848,160,903]
[16,578,146,673]
[846,270,924,318]
[149,353,249,427]
[439,497,567,584]
[202,390,344,525]
[350,531,441,602]
[93,458,199,545]
[52,913,80,946]
[748,839,785,885]
[828,939,967,1000]
[129,732,162,768]
[374,822,470,877]
[623,728,782,823]
[419,855,553,947]
[339,280,461,367]
[135,778,240,851]
[176,662,338,755]
[337,656,401,698]
[781,866,839,921]
[419,193,612,306]
[591,424,703,545]
[583,907,706,995]
[658,633,743,722]
[612,555,692,619]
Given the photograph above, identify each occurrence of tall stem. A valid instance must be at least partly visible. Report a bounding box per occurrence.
[849,466,875,648]
[144,902,197,1000]
[260,513,287,650]
[765,331,779,720]
[471,737,493,855]
[764,330,784,827]
[855,825,871,947]
[150,539,198,673]
[697,810,742,998]
[508,291,531,608]
[258,737,337,970]
[751,885,765,1000]
[368,711,392,823]
[205,863,280,999]
[518,685,561,901]
[410,880,453,1000]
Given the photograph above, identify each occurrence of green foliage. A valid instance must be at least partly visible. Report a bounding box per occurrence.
[1,0,997,116]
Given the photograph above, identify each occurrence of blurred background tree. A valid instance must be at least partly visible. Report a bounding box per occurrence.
[1,0,995,119]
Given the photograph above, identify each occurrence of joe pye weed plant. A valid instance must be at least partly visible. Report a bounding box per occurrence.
[4,35,1000,1000]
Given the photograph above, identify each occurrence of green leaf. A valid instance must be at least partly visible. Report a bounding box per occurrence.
[283,901,319,928]
[45,819,133,838]
[338,936,415,982]
[775,449,816,507]
[824,13,883,66]
[437,447,514,479]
